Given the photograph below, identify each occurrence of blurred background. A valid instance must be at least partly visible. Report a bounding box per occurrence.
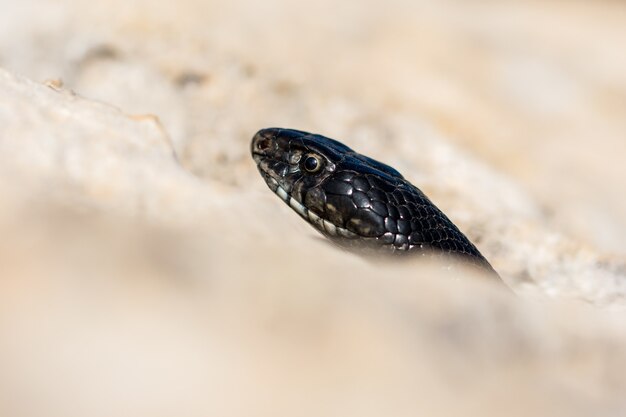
[1,0,625,416]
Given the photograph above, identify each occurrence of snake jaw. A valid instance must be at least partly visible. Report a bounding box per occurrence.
[268,181,358,239]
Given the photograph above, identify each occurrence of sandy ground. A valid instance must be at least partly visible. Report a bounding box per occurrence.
[0,0,625,416]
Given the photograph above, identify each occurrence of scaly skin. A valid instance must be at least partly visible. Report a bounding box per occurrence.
[251,127,500,279]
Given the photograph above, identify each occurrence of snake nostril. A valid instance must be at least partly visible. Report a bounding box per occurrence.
[252,128,283,155]
[256,137,271,151]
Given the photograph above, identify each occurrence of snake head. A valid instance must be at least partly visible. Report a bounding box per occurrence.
[251,128,408,246]
[251,128,500,279]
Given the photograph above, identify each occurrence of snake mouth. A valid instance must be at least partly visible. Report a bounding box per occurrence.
[251,152,263,164]
[254,158,285,194]
[260,171,279,192]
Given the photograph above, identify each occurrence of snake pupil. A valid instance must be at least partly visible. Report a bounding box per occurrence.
[303,155,321,173]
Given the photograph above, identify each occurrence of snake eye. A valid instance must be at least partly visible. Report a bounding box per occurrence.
[302,154,323,173]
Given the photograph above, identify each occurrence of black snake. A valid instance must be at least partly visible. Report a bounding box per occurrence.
[251,128,500,279]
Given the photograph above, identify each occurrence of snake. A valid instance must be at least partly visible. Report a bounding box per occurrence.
[251,127,500,279]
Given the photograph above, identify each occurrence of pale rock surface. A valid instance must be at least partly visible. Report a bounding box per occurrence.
[0,0,626,416]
